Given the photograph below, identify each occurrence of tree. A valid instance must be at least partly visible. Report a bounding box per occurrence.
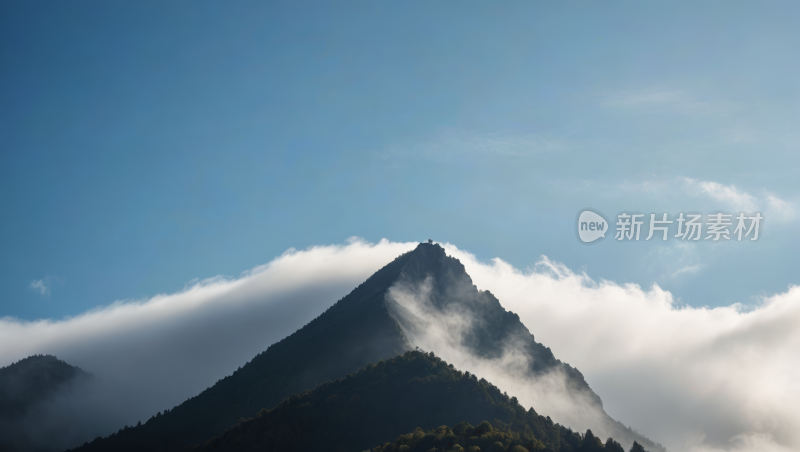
[604,437,625,452]
[630,441,647,452]
[474,421,493,435]
[581,430,603,451]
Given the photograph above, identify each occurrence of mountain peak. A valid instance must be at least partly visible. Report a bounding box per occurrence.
[413,240,447,254]
[408,241,457,267]
[401,241,474,290]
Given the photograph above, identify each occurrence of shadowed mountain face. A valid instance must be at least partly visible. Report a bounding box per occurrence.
[0,355,94,451]
[69,243,664,452]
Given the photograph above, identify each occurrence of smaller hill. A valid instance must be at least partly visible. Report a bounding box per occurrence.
[185,350,636,452]
[0,354,94,451]
[0,354,92,421]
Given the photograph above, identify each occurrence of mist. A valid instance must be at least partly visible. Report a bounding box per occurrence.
[385,275,610,433]
[384,271,654,452]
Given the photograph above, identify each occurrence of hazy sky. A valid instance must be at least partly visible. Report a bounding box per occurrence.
[2,3,798,327]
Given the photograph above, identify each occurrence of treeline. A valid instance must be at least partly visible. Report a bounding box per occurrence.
[187,350,641,452]
[372,421,652,452]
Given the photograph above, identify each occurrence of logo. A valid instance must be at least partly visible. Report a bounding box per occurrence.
[575,209,763,245]
[577,209,608,244]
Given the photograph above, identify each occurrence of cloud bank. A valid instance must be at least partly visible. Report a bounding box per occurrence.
[1,238,797,452]
[0,238,418,450]
[384,275,639,449]
[442,243,800,452]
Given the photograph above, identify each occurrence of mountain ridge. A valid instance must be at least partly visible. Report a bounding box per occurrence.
[69,242,664,452]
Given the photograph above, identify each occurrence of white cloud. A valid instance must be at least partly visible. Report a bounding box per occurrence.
[30,279,50,295]
[765,194,796,222]
[681,178,796,224]
[3,239,798,452]
[616,176,796,228]
[682,178,759,212]
[29,276,64,296]
[385,274,643,450]
[671,264,703,278]
[0,238,418,450]
[442,243,800,452]
[603,89,736,116]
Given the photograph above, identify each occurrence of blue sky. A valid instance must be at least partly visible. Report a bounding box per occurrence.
[2,1,799,321]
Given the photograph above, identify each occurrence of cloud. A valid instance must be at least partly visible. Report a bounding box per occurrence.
[442,243,800,452]
[29,276,64,296]
[3,238,798,452]
[384,274,644,450]
[765,194,796,222]
[682,178,796,223]
[682,178,759,212]
[603,89,736,116]
[30,279,50,295]
[639,242,704,282]
[671,264,703,278]
[0,238,418,451]
[616,176,796,229]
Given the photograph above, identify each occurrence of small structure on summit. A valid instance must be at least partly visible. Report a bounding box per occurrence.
[427,239,433,244]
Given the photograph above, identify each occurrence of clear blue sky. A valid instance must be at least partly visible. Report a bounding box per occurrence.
[2,1,798,320]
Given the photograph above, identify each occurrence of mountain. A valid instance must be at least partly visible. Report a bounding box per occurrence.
[68,242,664,452]
[0,355,93,451]
[185,350,633,452]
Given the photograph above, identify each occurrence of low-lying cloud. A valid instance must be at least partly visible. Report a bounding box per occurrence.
[0,238,417,450]
[442,243,800,452]
[385,275,625,447]
[1,238,797,452]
